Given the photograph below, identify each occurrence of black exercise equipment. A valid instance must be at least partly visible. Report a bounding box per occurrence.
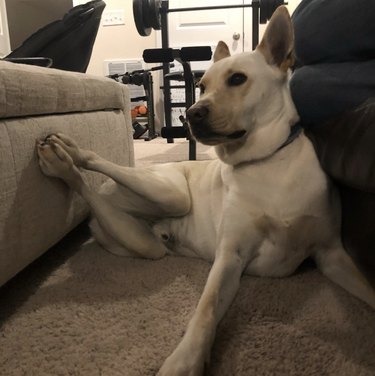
[133,0,284,36]
[143,47,212,64]
[143,46,212,159]
[108,64,173,141]
[5,0,105,73]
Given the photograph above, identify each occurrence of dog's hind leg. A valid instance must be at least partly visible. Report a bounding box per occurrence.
[314,243,375,309]
[89,218,135,257]
[37,141,170,259]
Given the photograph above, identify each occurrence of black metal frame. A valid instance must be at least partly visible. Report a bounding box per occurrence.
[162,57,199,159]
[130,70,157,141]
[108,67,161,141]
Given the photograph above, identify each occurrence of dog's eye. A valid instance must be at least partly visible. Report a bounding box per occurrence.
[228,73,247,86]
[199,84,205,95]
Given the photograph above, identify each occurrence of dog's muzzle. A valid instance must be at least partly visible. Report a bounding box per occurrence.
[186,104,246,145]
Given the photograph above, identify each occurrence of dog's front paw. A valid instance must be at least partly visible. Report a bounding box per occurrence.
[157,348,206,376]
[36,139,82,189]
[44,133,93,168]
[36,140,72,177]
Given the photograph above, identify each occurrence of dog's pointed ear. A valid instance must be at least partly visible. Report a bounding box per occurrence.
[256,6,295,71]
[213,41,231,62]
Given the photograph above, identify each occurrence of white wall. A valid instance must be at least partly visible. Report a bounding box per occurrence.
[287,0,302,15]
[85,0,156,76]
[0,0,10,56]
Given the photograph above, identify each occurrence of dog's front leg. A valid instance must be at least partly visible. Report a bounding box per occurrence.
[46,133,191,217]
[36,140,169,259]
[157,242,246,376]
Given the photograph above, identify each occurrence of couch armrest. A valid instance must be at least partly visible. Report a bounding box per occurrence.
[0,60,128,119]
[0,60,134,287]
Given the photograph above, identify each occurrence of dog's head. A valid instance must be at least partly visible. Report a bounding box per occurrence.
[186,6,299,165]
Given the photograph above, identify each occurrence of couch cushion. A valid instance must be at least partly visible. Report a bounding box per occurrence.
[305,99,375,193]
[0,109,134,287]
[0,60,127,119]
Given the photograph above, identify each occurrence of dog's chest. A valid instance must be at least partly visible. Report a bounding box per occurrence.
[155,145,334,270]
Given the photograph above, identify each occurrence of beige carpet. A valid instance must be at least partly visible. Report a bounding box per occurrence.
[133,137,216,166]
[1,138,375,376]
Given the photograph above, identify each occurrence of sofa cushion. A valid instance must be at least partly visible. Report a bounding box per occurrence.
[0,109,134,287]
[305,99,375,287]
[0,60,127,118]
[305,99,375,193]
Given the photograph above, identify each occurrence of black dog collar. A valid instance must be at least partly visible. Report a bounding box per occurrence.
[277,123,303,151]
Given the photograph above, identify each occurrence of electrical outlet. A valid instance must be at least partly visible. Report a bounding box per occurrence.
[102,9,125,26]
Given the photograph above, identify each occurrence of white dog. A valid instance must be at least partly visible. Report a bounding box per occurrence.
[37,6,375,376]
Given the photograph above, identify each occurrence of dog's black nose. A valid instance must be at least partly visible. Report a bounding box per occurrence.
[187,104,209,124]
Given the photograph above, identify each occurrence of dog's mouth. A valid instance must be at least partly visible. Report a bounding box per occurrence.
[226,129,247,139]
[190,126,247,145]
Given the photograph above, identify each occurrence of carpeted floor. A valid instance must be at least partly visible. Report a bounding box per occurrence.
[1,138,374,376]
[132,137,216,166]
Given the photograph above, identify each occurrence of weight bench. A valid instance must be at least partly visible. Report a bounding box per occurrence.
[143,46,212,160]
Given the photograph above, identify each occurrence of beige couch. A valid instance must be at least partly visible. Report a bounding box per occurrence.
[0,60,134,287]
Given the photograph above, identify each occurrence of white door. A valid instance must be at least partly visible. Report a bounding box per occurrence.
[163,0,246,69]
[159,1,299,57]
[0,0,10,57]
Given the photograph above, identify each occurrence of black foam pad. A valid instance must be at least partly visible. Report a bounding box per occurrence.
[180,46,212,62]
[161,126,188,138]
[143,48,174,62]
